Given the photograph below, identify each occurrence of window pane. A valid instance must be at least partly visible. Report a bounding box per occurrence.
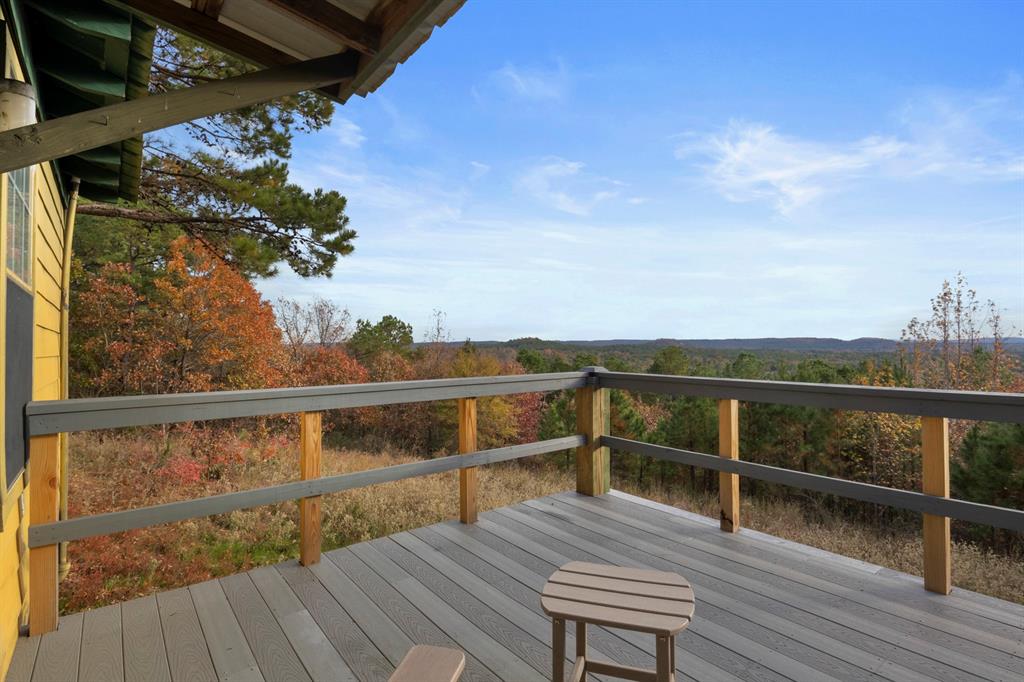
[6,168,31,284]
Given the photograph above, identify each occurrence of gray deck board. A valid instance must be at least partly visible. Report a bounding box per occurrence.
[247,565,355,682]
[157,587,218,682]
[189,579,264,682]
[220,573,311,682]
[351,541,544,682]
[121,594,171,682]
[79,604,124,682]
[10,491,1024,682]
[276,561,393,682]
[30,611,82,682]
[326,547,500,682]
[4,635,39,682]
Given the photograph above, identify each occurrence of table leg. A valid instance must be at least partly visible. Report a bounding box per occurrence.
[553,618,565,682]
[670,635,676,681]
[656,634,671,682]
[576,621,587,659]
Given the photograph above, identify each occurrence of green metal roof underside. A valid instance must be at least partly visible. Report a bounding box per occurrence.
[11,0,154,203]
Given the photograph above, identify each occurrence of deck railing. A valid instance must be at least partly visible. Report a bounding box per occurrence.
[21,367,1024,635]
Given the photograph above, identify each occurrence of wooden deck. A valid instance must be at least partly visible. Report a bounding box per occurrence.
[7,491,1024,682]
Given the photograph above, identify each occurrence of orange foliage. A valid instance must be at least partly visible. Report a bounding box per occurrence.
[74,238,285,396]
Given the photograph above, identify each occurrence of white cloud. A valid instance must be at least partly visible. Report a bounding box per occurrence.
[518,157,621,216]
[332,117,365,148]
[678,81,1024,213]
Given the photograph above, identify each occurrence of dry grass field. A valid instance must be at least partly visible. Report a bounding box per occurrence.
[61,433,1023,612]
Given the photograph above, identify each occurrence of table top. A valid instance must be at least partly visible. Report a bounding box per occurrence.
[541,561,695,635]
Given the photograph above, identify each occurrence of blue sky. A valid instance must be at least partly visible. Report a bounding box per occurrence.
[259,0,1024,342]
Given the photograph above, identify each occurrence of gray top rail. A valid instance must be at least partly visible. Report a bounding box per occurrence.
[26,372,590,436]
[596,371,1024,423]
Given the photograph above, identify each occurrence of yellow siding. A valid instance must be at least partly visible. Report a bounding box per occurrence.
[0,484,26,679]
[34,326,60,359]
[1,8,68,677]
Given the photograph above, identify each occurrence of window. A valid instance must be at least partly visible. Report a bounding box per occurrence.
[6,166,31,285]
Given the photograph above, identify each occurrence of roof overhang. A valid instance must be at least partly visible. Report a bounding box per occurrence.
[0,0,465,201]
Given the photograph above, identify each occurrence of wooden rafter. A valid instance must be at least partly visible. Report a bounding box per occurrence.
[190,0,224,19]
[109,0,299,67]
[263,0,381,57]
[0,52,359,174]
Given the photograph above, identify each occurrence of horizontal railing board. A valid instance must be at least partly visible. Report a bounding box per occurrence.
[28,435,585,547]
[597,371,1024,423]
[603,436,1024,532]
[26,372,589,436]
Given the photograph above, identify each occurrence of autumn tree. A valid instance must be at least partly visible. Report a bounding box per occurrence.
[71,238,285,397]
[899,273,1019,392]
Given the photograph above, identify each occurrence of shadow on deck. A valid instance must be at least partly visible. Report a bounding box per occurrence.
[8,491,1024,682]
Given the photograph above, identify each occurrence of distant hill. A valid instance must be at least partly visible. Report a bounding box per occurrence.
[468,336,1024,353]
[563,337,901,352]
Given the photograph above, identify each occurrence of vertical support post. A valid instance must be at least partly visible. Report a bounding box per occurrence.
[718,399,739,533]
[458,397,478,524]
[922,416,951,594]
[299,412,322,566]
[576,368,610,496]
[552,617,566,682]
[29,433,60,635]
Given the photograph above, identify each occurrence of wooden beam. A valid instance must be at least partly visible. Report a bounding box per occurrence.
[458,397,478,523]
[299,412,322,566]
[191,0,225,19]
[111,0,297,67]
[29,434,61,635]
[922,416,951,594]
[0,51,358,174]
[263,0,381,56]
[576,369,610,496]
[718,399,739,533]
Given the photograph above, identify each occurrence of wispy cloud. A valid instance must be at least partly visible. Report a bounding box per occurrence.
[676,122,904,212]
[378,97,425,143]
[518,157,621,215]
[469,161,491,179]
[678,81,1024,213]
[332,117,366,148]
[480,60,569,102]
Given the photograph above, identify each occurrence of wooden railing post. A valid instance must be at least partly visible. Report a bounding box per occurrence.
[29,433,61,635]
[922,416,951,594]
[299,412,322,566]
[718,399,739,533]
[458,397,478,523]
[576,368,610,496]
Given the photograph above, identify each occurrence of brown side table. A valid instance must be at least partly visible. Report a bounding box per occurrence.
[541,561,695,682]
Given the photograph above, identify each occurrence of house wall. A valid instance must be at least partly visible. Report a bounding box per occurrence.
[0,7,68,676]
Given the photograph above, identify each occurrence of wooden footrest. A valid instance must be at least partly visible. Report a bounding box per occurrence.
[389,645,466,682]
